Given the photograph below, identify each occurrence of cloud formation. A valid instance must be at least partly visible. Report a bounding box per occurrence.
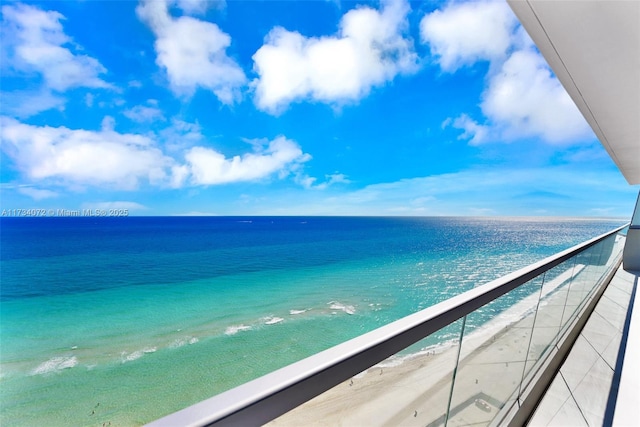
[420,1,516,71]
[124,102,166,123]
[1,3,111,91]
[296,172,351,190]
[181,136,310,186]
[449,114,489,146]
[1,3,111,116]
[136,0,246,104]
[0,89,66,118]
[1,116,172,189]
[1,117,311,191]
[481,50,591,143]
[421,1,592,144]
[252,0,418,114]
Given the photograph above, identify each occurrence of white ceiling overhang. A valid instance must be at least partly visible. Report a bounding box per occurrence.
[508,0,640,185]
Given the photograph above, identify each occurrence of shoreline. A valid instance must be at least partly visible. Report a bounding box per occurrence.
[269,262,589,426]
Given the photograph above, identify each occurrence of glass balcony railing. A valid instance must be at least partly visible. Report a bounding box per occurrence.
[147,225,627,427]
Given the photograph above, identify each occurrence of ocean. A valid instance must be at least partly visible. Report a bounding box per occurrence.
[0,216,625,426]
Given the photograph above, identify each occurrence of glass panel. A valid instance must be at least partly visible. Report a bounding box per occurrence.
[583,237,615,304]
[613,231,627,260]
[521,258,577,384]
[269,319,464,427]
[559,252,588,331]
[537,257,577,338]
[574,241,605,306]
[597,233,619,275]
[594,233,624,291]
[444,275,543,427]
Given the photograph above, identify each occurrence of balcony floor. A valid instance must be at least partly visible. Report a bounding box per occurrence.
[528,265,639,426]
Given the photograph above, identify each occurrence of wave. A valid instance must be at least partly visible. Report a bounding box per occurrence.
[375,356,404,369]
[328,301,356,315]
[31,356,78,375]
[264,316,284,325]
[380,338,459,369]
[347,338,461,378]
[169,337,199,348]
[225,324,252,335]
[289,309,308,315]
[121,347,156,363]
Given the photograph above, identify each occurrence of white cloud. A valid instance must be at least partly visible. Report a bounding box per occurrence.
[18,187,59,200]
[326,173,350,185]
[124,104,166,123]
[182,136,310,186]
[299,172,351,190]
[0,116,172,189]
[450,114,489,145]
[1,117,314,191]
[252,0,418,114]
[421,1,591,145]
[160,118,203,153]
[170,164,191,188]
[295,174,318,189]
[136,0,246,104]
[420,1,516,72]
[0,3,111,118]
[0,89,66,118]
[101,116,116,132]
[1,3,111,92]
[481,50,592,143]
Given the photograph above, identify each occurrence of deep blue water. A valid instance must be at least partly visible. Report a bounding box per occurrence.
[1,216,621,300]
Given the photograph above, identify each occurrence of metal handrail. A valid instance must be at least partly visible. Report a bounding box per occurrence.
[147,224,627,427]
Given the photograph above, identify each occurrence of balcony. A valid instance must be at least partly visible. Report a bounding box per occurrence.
[148,224,636,426]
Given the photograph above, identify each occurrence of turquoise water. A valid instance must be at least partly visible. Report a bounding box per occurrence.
[0,217,625,426]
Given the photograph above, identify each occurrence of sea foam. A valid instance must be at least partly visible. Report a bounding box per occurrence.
[328,301,356,315]
[225,325,252,335]
[121,347,156,363]
[31,356,78,375]
[264,317,284,325]
[170,337,199,348]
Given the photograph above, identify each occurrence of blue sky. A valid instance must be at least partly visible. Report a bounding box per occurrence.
[1,0,637,216]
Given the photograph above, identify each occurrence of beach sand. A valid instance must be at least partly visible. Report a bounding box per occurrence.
[268,258,614,427]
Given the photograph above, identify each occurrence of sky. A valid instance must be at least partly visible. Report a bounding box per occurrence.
[1,0,637,217]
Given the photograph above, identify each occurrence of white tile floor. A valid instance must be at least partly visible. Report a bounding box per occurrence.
[528,267,637,426]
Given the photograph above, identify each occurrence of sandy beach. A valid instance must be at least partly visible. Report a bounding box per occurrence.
[268,257,614,427]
